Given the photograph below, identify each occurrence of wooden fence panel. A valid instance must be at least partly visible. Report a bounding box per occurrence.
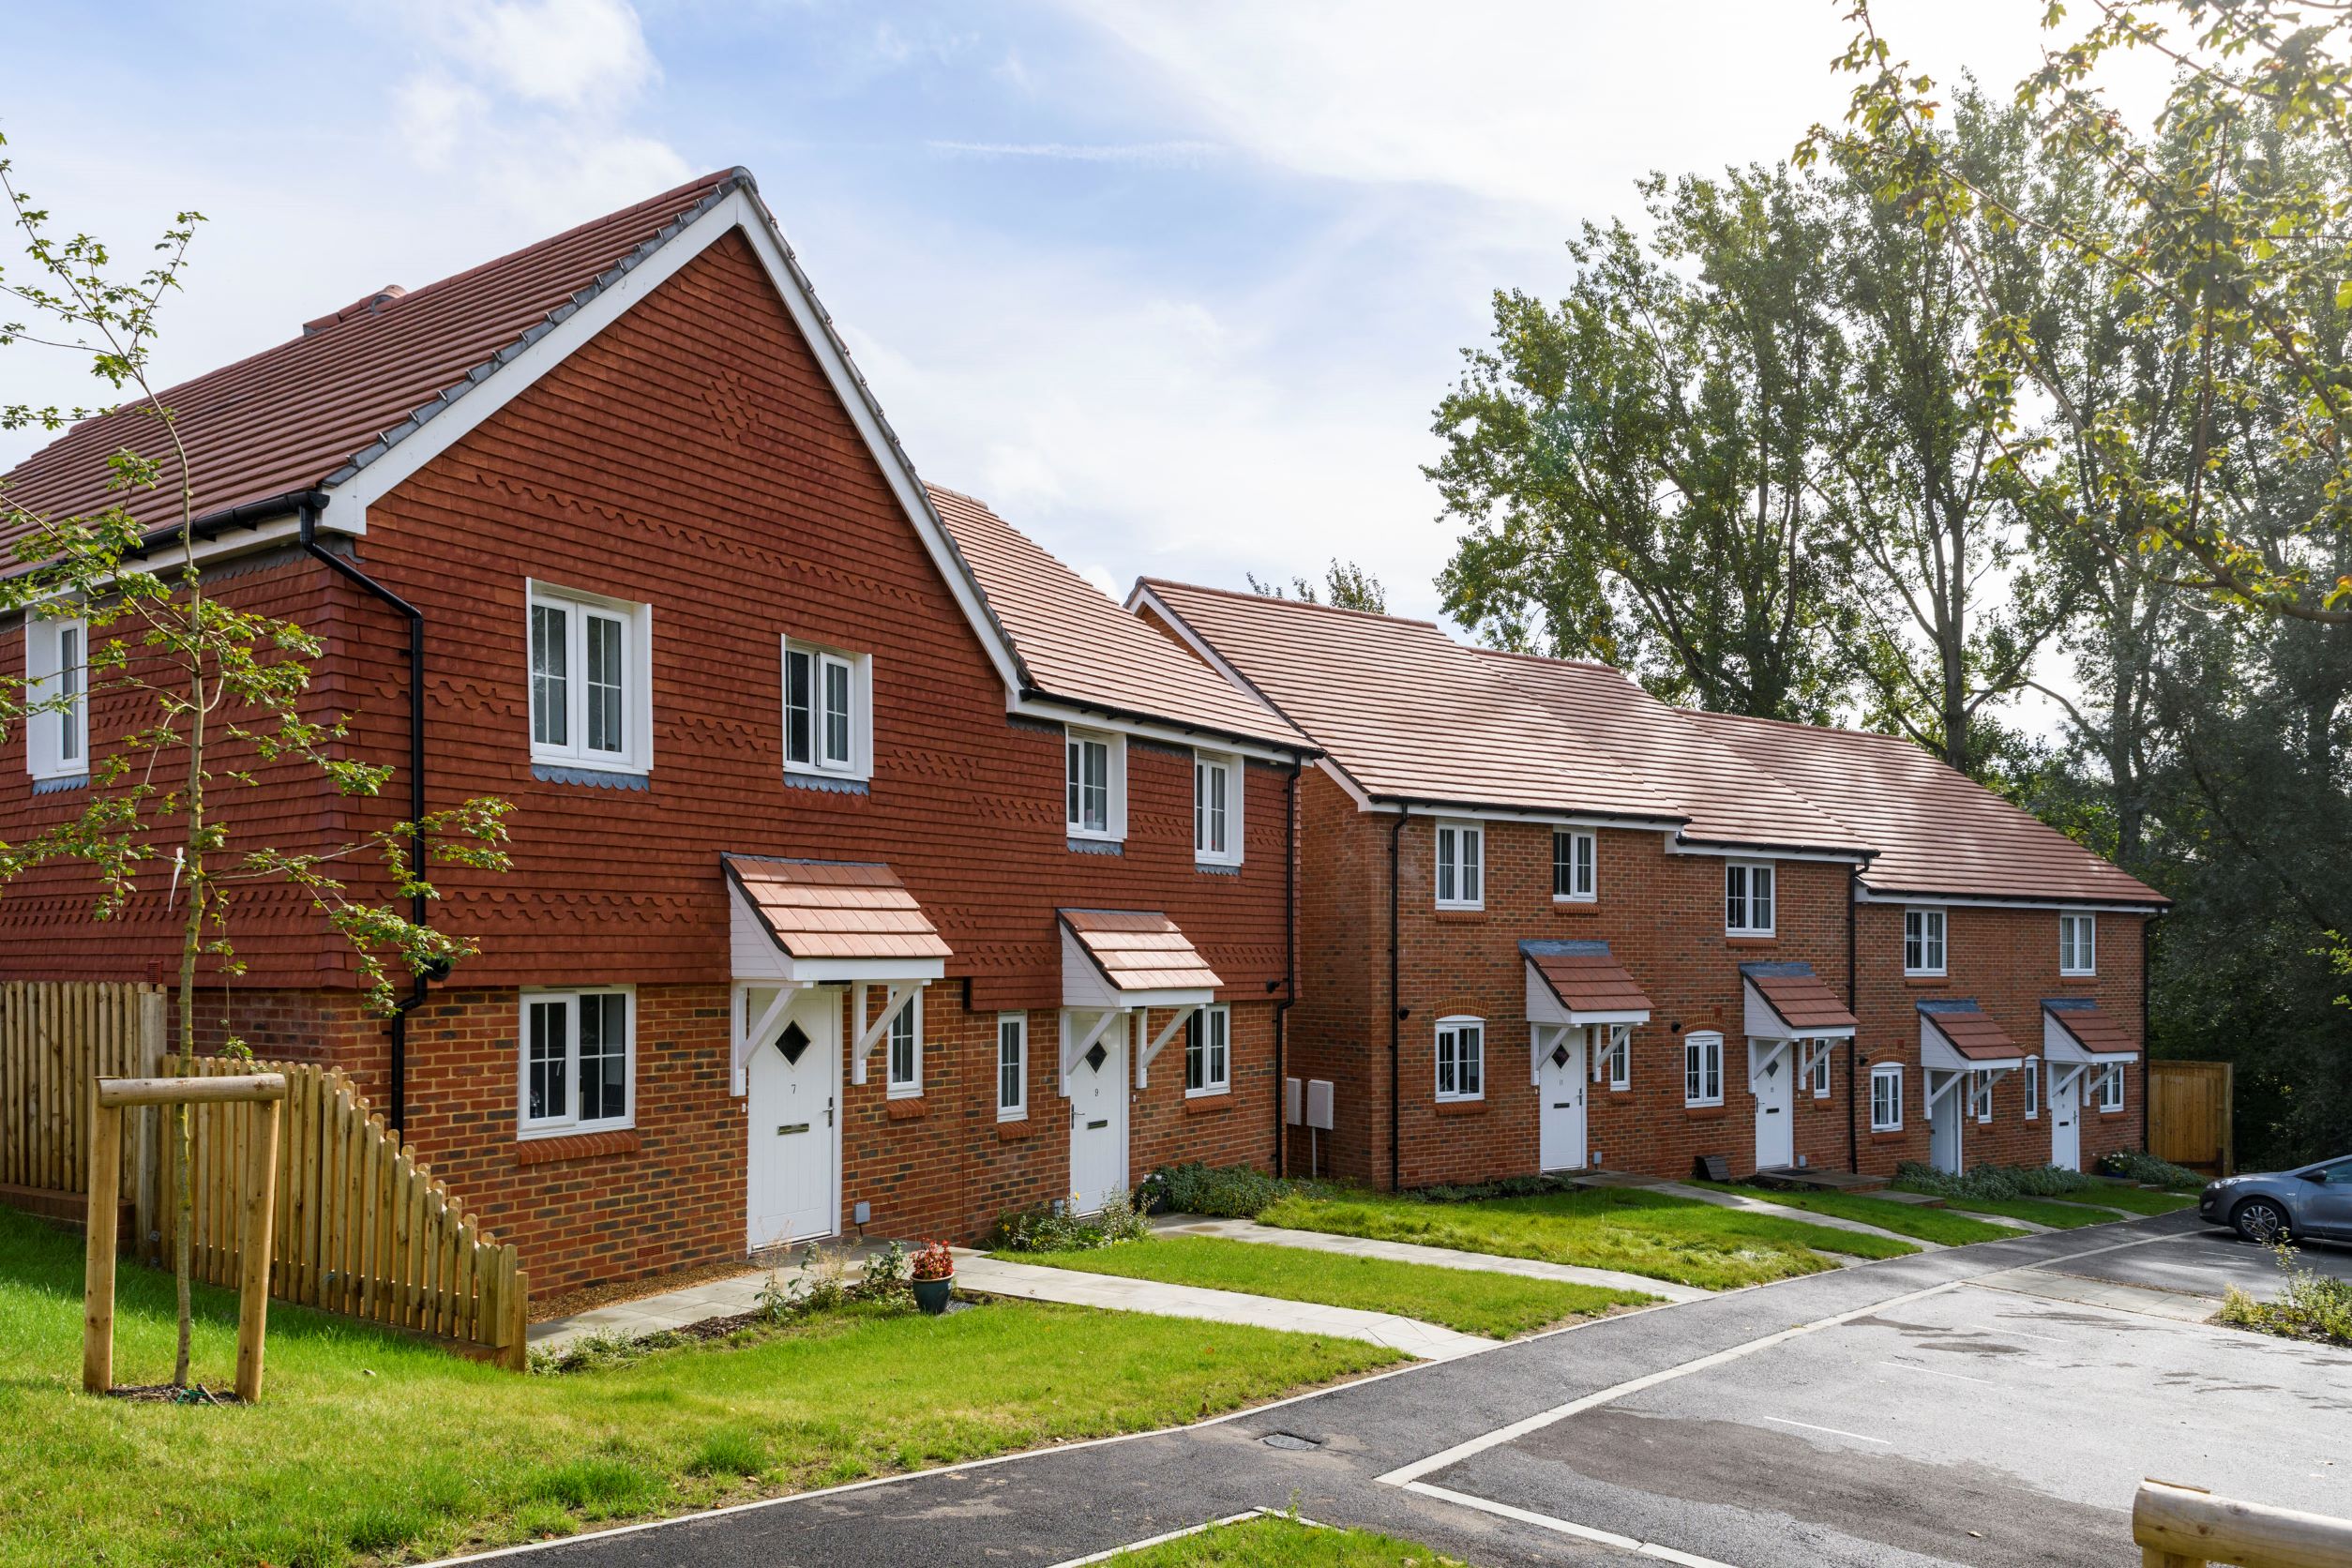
[0,983,159,1199]
[2149,1060,2236,1177]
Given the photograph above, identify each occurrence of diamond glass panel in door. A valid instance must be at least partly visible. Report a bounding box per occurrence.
[530,603,570,747]
[527,998,568,1123]
[822,656,853,768]
[585,611,626,755]
[579,991,627,1123]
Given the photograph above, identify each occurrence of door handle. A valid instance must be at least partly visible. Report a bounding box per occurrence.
[777,1123,810,1136]
[826,1097,835,1128]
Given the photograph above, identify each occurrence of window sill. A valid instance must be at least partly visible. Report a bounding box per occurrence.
[1683,1103,1727,1121]
[1194,860,1243,877]
[996,1117,1033,1140]
[533,761,651,791]
[885,1097,927,1121]
[1066,837,1123,856]
[1433,908,1486,923]
[1869,1128,1907,1143]
[1725,933,1777,946]
[1434,1098,1486,1116]
[29,773,88,794]
[2058,972,2098,982]
[783,771,869,796]
[1551,897,1600,912]
[1183,1093,1232,1116]
[516,1128,641,1165]
[1903,974,1948,987]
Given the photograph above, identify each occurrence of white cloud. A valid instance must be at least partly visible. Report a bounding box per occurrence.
[428,0,659,110]
[393,72,488,169]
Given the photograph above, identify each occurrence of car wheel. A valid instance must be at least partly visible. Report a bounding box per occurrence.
[2232,1198,2291,1244]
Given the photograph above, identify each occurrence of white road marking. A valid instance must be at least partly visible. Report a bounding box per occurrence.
[1878,1359,1997,1387]
[1404,1480,1743,1567]
[1045,1508,1319,1567]
[1759,1415,1889,1444]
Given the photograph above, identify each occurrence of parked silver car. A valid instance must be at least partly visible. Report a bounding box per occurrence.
[2201,1154,2352,1243]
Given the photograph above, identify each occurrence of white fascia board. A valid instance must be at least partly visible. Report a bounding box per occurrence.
[1401,801,1683,832]
[317,184,1030,703]
[1857,885,2163,914]
[1109,986,1215,1011]
[794,957,946,984]
[1010,693,1301,763]
[1321,758,1380,812]
[1,512,310,597]
[1668,836,1870,865]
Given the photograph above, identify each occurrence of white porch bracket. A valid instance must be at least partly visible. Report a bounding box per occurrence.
[2050,1062,2088,1096]
[730,981,807,1095]
[1925,1068,1967,1113]
[1530,1022,1570,1088]
[1796,1038,1835,1081]
[1061,1006,1123,1095]
[850,981,915,1086]
[1748,1036,1791,1093]
[1136,1005,1195,1090]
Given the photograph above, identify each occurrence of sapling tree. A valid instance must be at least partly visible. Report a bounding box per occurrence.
[0,139,511,1388]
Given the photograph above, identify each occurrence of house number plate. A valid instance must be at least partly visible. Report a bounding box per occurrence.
[776,1123,811,1136]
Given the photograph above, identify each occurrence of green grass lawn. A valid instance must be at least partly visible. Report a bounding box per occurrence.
[998,1235,1654,1337]
[2048,1185,2198,1217]
[1108,1514,1473,1565]
[1709,1184,2023,1244]
[1900,1190,2117,1229]
[1258,1185,1914,1290]
[0,1209,1397,1568]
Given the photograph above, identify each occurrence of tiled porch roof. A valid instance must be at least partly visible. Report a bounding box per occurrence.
[1060,909,1223,994]
[723,855,951,962]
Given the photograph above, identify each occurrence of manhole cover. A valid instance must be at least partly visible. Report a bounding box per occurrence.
[1260,1431,1320,1451]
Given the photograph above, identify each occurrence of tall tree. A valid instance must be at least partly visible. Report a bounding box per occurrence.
[1429,167,1850,719]
[1247,559,1388,613]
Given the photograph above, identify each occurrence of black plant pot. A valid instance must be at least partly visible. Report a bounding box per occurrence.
[912,1274,954,1315]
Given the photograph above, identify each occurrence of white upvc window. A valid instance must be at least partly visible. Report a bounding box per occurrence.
[1682,1030,1724,1108]
[1185,1004,1230,1096]
[527,580,651,775]
[1809,1041,1832,1098]
[2059,912,2097,976]
[1553,828,1595,901]
[1726,861,1775,935]
[1435,820,1485,909]
[1436,1016,1485,1101]
[23,612,88,779]
[1970,1074,1994,1123]
[1602,1023,1631,1091]
[2096,1062,2125,1112]
[1065,726,1125,841]
[1904,907,1947,976]
[885,990,923,1099]
[1194,750,1241,866]
[2024,1056,2041,1119]
[519,988,634,1138]
[781,637,871,779]
[996,1013,1028,1122]
[1871,1063,1904,1131]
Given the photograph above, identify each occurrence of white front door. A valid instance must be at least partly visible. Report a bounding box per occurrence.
[1066,1011,1129,1214]
[746,988,840,1250]
[1928,1070,1964,1175]
[1538,1026,1588,1171]
[2049,1066,2081,1171]
[1751,1039,1794,1170]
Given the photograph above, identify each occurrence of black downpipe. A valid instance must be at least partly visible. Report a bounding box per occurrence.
[298,501,429,1134]
[1388,810,1406,1194]
[2141,913,2157,1157]
[1846,865,1860,1174]
[1273,763,1301,1176]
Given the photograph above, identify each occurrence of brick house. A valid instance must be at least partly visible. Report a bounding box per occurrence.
[1132,582,2166,1188]
[0,170,1311,1293]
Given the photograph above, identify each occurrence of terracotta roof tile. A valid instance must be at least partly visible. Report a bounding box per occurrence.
[929,492,1308,752]
[2043,998,2138,1056]
[724,854,951,962]
[1061,908,1223,993]
[1743,962,1859,1033]
[2,172,743,542]
[1920,1000,2027,1062]
[1522,940,1652,1016]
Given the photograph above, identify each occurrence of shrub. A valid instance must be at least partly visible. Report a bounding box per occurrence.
[2215,1244,2352,1347]
[991,1189,1151,1252]
[1417,1173,1577,1203]
[2098,1150,2206,1190]
[1897,1161,2102,1200]
[1152,1161,1301,1217]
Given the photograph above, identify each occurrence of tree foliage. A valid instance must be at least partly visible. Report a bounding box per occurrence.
[1247,558,1388,613]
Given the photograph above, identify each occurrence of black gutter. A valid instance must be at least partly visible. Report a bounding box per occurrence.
[1273,761,1301,1176]
[298,498,430,1134]
[1847,864,1860,1175]
[1388,809,1406,1193]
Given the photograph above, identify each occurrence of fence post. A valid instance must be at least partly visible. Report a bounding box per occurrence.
[81,1102,122,1394]
[234,1096,282,1403]
[132,989,165,1262]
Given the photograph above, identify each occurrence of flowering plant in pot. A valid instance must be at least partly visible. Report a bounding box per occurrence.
[909,1241,956,1314]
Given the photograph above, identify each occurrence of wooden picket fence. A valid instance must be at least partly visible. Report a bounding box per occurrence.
[166,1056,527,1367]
[0,981,164,1198]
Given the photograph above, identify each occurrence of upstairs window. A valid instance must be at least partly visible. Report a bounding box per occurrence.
[1185,1005,1230,1096]
[886,992,923,1099]
[1194,750,1241,865]
[996,1013,1027,1122]
[1871,1063,1904,1131]
[24,612,87,779]
[1065,727,1124,841]
[1904,908,1947,976]
[528,581,649,774]
[520,988,632,1138]
[1553,829,1595,901]
[1683,1031,1725,1107]
[782,638,869,778]
[1436,1017,1485,1101]
[1436,821,1485,909]
[2059,912,2097,976]
[1726,861,1775,936]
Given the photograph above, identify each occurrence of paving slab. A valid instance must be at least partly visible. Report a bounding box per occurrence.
[1154,1214,1711,1304]
[950,1250,1492,1361]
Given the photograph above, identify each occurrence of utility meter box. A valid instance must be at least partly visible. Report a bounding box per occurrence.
[1284,1077,1304,1125]
[1305,1078,1334,1131]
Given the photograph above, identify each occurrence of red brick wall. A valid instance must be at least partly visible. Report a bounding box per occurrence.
[1851,901,2148,1175]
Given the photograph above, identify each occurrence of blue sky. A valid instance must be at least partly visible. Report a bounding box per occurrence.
[4,0,2090,621]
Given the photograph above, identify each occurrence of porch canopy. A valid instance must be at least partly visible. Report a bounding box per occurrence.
[1523,940,1652,1028]
[1060,909,1222,1090]
[724,854,951,1086]
[1741,961,1857,1040]
[2043,997,2139,1070]
[1918,999,2028,1074]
